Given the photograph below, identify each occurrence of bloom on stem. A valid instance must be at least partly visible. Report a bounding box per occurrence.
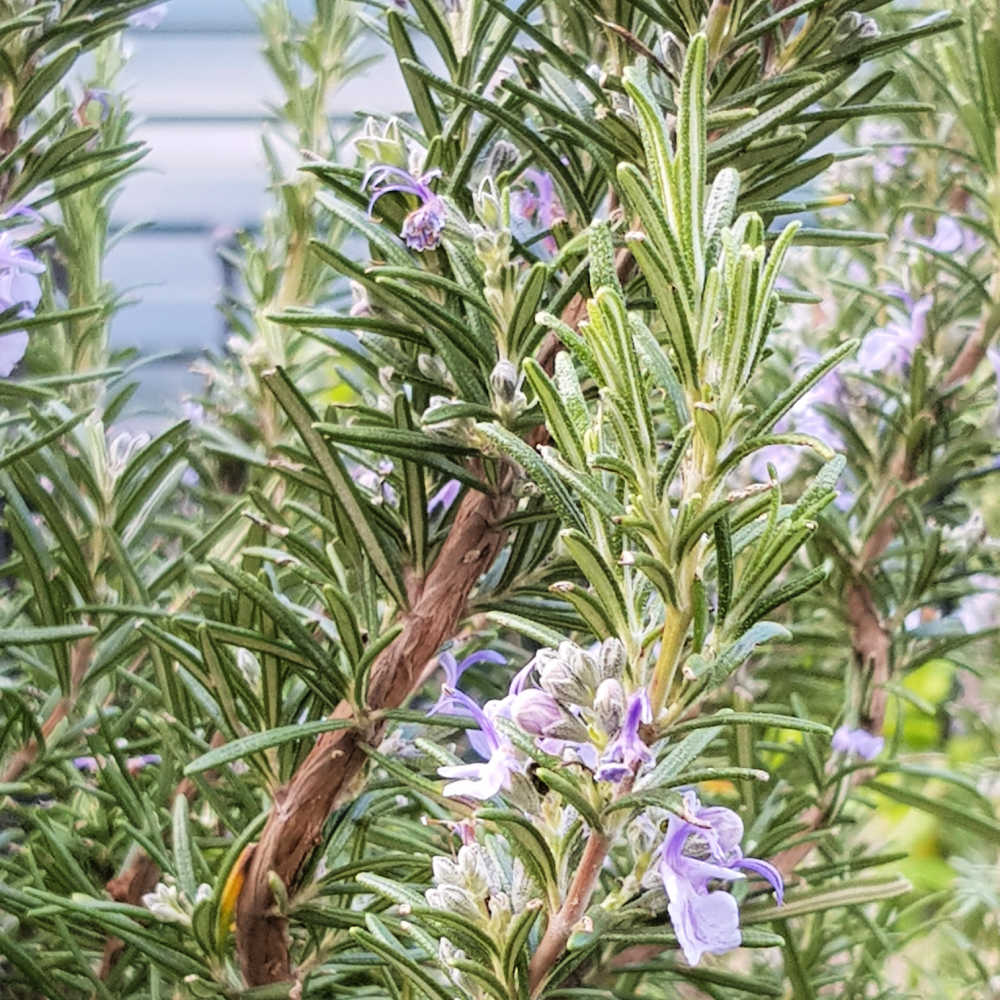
[596,687,652,783]
[427,479,461,516]
[437,688,521,800]
[658,790,783,966]
[429,648,505,717]
[513,168,564,252]
[857,288,931,374]
[0,208,45,377]
[831,725,883,760]
[364,164,446,251]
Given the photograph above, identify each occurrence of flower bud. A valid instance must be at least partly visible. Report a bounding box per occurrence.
[593,677,627,736]
[544,713,590,742]
[425,883,483,921]
[511,688,563,734]
[431,855,461,886]
[659,32,685,78]
[486,140,519,176]
[536,647,592,706]
[561,640,601,691]
[597,637,626,680]
[490,359,520,405]
[457,844,489,896]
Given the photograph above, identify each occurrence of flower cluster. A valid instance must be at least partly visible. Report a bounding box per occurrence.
[428,641,785,968]
[435,638,652,800]
[0,209,44,377]
[425,842,539,991]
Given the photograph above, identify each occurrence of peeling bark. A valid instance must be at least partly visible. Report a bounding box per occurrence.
[235,484,515,985]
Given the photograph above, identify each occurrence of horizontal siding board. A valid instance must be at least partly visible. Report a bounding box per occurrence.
[107,8,418,416]
[123,35,408,117]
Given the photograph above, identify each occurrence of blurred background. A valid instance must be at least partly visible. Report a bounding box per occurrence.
[107,0,406,418]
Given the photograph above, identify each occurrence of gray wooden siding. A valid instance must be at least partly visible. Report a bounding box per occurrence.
[107,2,408,416]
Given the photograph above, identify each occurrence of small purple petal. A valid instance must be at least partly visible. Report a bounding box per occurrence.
[734,857,784,905]
[427,479,461,515]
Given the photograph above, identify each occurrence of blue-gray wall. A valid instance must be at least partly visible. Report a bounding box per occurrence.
[107,1,407,417]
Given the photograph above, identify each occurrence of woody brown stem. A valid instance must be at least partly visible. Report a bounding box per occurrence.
[527,830,610,995]
[235,484,515,985]
[527,769,637,996]
[233,245,636,987]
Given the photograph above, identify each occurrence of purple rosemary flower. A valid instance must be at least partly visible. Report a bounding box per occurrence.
[365,164,446,252]
[596,688,653,783]
[77,88,112,127]
[857,287,931,374]
[427,479,461,516]
[901,213,963,255]
[0,207,45,377]
[128,3,167,28]
[749,355,842,483]
[513,169,564,252]
[353,458,397,506]
[831,725,883,760]
[857,121,908,184]
[658,790,783,966]
[429,648,505,717]
[438,688,521,800]
[514,169,563,229]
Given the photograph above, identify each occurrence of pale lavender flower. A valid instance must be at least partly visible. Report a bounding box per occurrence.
[596,689,653,782]
[77,89,112,127]
[128,3,167,28]
[354,458,397,505]
[74,753,161,774]
[857,289,931,374]
[658,790,783,966]
[537,734,600,771]
[513,169,565,252]
[857,121,908,184]
[429,648,505,717]
[428,479,461,516]
[0,208,45,377]
[902,214,963,255]
[831,725,883,760]
[438,688,521,800]
[749,358,842,482]
[365,164,446,251]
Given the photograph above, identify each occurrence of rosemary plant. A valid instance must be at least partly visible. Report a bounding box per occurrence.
[1,1,999,999]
